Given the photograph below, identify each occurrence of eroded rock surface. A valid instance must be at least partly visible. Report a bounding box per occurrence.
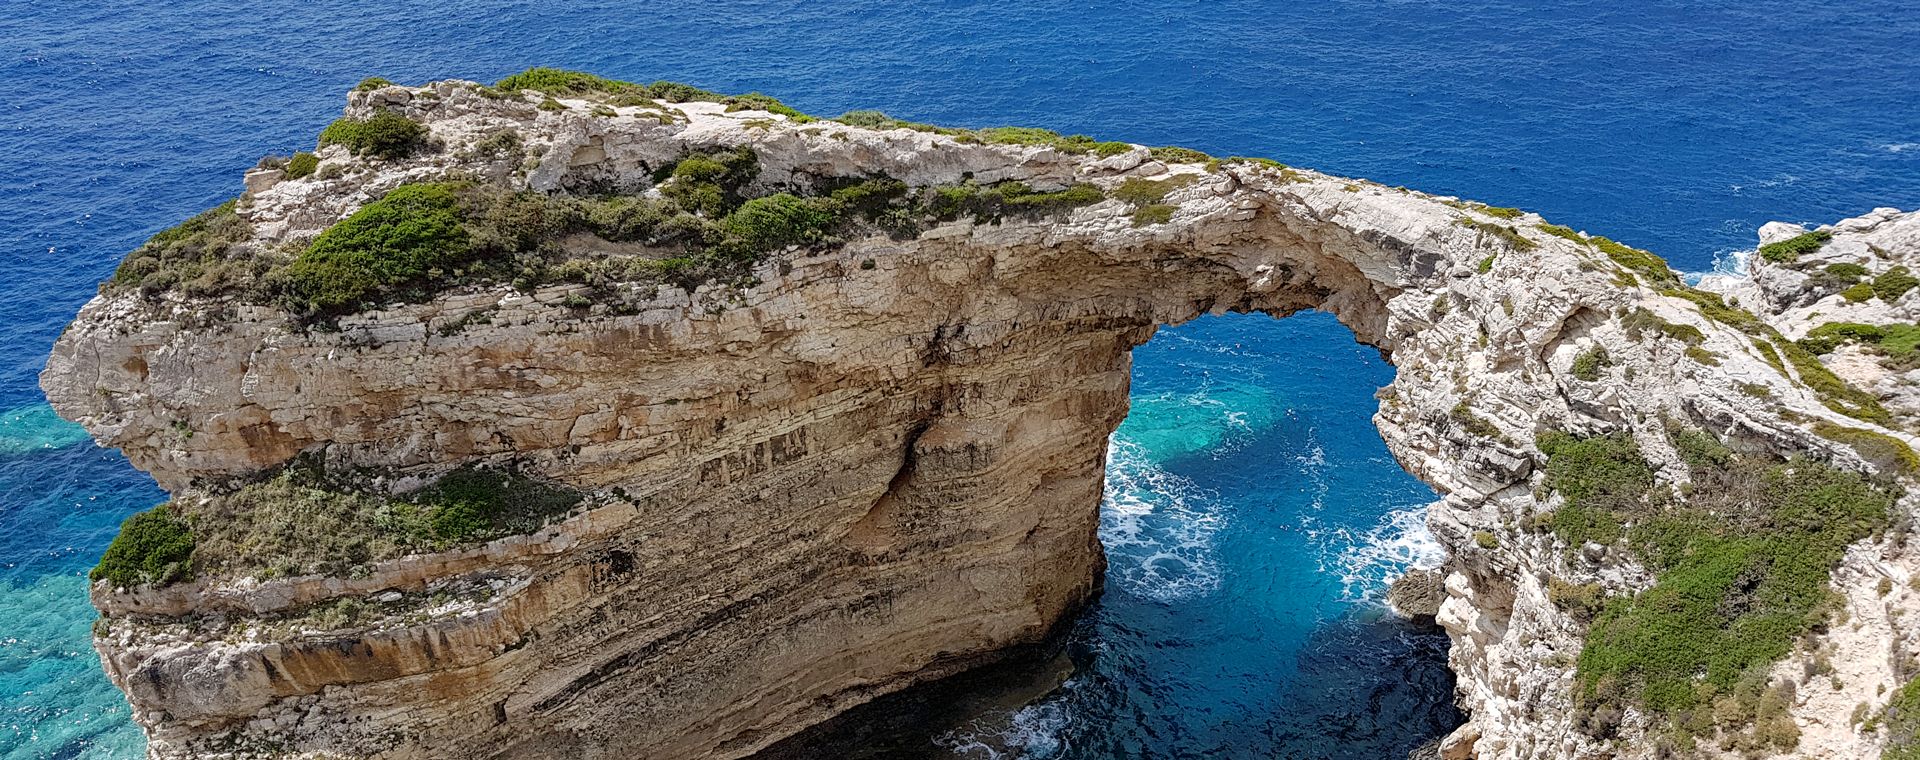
[43,79,1920,759]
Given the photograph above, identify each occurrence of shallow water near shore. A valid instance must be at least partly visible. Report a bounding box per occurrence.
[3,0,1917,757]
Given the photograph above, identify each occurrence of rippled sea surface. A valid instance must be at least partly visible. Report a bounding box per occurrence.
[3,1,1916,757]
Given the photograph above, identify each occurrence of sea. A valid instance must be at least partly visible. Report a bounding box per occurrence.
[2,2,1915,758]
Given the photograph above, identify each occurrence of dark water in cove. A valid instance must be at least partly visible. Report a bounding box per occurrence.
[2,2,1916,758]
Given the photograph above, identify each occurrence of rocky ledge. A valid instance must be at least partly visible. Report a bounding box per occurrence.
[41,70,1920,759]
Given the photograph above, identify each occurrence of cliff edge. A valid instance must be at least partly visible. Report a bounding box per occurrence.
[43,70,1920,759]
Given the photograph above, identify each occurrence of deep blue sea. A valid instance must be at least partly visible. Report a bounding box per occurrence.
[2,2,1915,758]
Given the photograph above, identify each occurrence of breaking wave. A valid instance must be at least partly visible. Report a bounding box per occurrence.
[1098,437,1225,601]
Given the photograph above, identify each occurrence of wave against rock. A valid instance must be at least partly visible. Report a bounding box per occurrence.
[42,73,1920,759]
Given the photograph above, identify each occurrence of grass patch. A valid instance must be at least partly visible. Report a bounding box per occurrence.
[1132,204,1176,227]
[1456,218,1538,251]
[177,460,583,581]
[1111,174,1198,206]
[1877,266,1919,302]
[1757,230,1831,264]
[1542,429,1897,747]
[1886,675,1920,760]
[1811,422,1920,477]
[1621,308,1705,345]
[1845,282,1876,303]
[318,111,429,160]
[1776,337,1892,423]
[1449,401,1501,439]
[1593,235,1682,288]
[1149,146,1212,164]
[1537,223,1588,245]
[92,505,195,589]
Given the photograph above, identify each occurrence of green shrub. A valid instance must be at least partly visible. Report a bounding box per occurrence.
[1776,337,1891,423]
[1875,266,1918,302]
[831,110,964,135]
[1481,206,1524,219]
[1812,421,1920,477]
[1542,427,1896,741]
[1886,675,1920,760]
[1474,530,1499,549]
[353,76,394,92]
[1757,230,1831,264]
[1824,262,1869,280]
[1132,204,1176,226]
[1661,286,1766,334]
[1592,235,1681,288]
[1449,401,1501,439]
[1621,308,1705,345]
[499,68,623,95]
[975,127,1131,156]
[721,194,842,255]
[537,96,565,112]
[1801,322,1886,354]
[1456,218,1538,251]
[1112,175,1197,206]
[284,152,320,179]
[318,111,428,160]
[1477,255,1495,274]
[280,183,471,314]
[929,181,1105,223]
[106,198,261,298]
[92,505,194,588]
[1149,146,1212,164]
[1844,282,1876,302]
[660,146,759,217]
[1538,431,1655,517]
[1571,345,1611,381]
[1537,223,1588,244]
[1548,577,1606,622]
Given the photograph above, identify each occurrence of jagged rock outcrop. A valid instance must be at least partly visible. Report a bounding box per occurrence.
[42,77,1920,759]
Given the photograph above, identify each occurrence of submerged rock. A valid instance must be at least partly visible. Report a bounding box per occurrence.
[1388,568,1444,620]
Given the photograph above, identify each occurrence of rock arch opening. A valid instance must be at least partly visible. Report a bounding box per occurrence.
[760,310,1463,758]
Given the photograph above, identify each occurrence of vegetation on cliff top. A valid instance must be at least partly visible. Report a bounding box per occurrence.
[1540,428,1899,753]
[121,141,1110,318]
[92,461,585,586]
[1757,230,1832,264]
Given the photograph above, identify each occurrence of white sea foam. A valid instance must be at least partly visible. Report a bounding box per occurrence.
[1317,503,1444,603]
[1099,437,1225,601]
[1887,142,1920,153]
[936,693,1078,759]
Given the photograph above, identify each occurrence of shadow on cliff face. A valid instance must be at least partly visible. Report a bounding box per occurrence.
[753,606,1460,760]
[757,313,1463,760]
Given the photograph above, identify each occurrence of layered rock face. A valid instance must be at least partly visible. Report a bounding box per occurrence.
[43,79,1920,759]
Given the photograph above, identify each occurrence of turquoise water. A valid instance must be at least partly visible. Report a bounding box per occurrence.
[4,1,1916,757]
[925,312,1457,758]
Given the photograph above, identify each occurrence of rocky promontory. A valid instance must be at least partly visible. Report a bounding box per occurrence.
[42,70,1920,759]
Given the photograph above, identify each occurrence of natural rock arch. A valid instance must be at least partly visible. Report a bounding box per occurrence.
[45,79,1911,759]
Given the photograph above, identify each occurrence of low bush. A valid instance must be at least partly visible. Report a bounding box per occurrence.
[1455,218,1538,251]
[279,183,471,314]
[182,460,583,580]
[1149,146,1212,164]
[106,198,265,299]
[318,111,428,160]
[1812,421,1920,477]
[284,151,320,179]
[1132,204,1176,226]
[1620,308,1705,345]
[1757,230,1831,264]
[1886,675,1920,760]
[1592,235,1681,288]
[1800,322,1886,354]
[1876,266,1919,302]
[1844,282,1876,302]
[1541,428,1897,747]
[92,505,194,588]
[1570,345,1611,381]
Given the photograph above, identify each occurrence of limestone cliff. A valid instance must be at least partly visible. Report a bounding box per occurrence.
[41,74,1920,759]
